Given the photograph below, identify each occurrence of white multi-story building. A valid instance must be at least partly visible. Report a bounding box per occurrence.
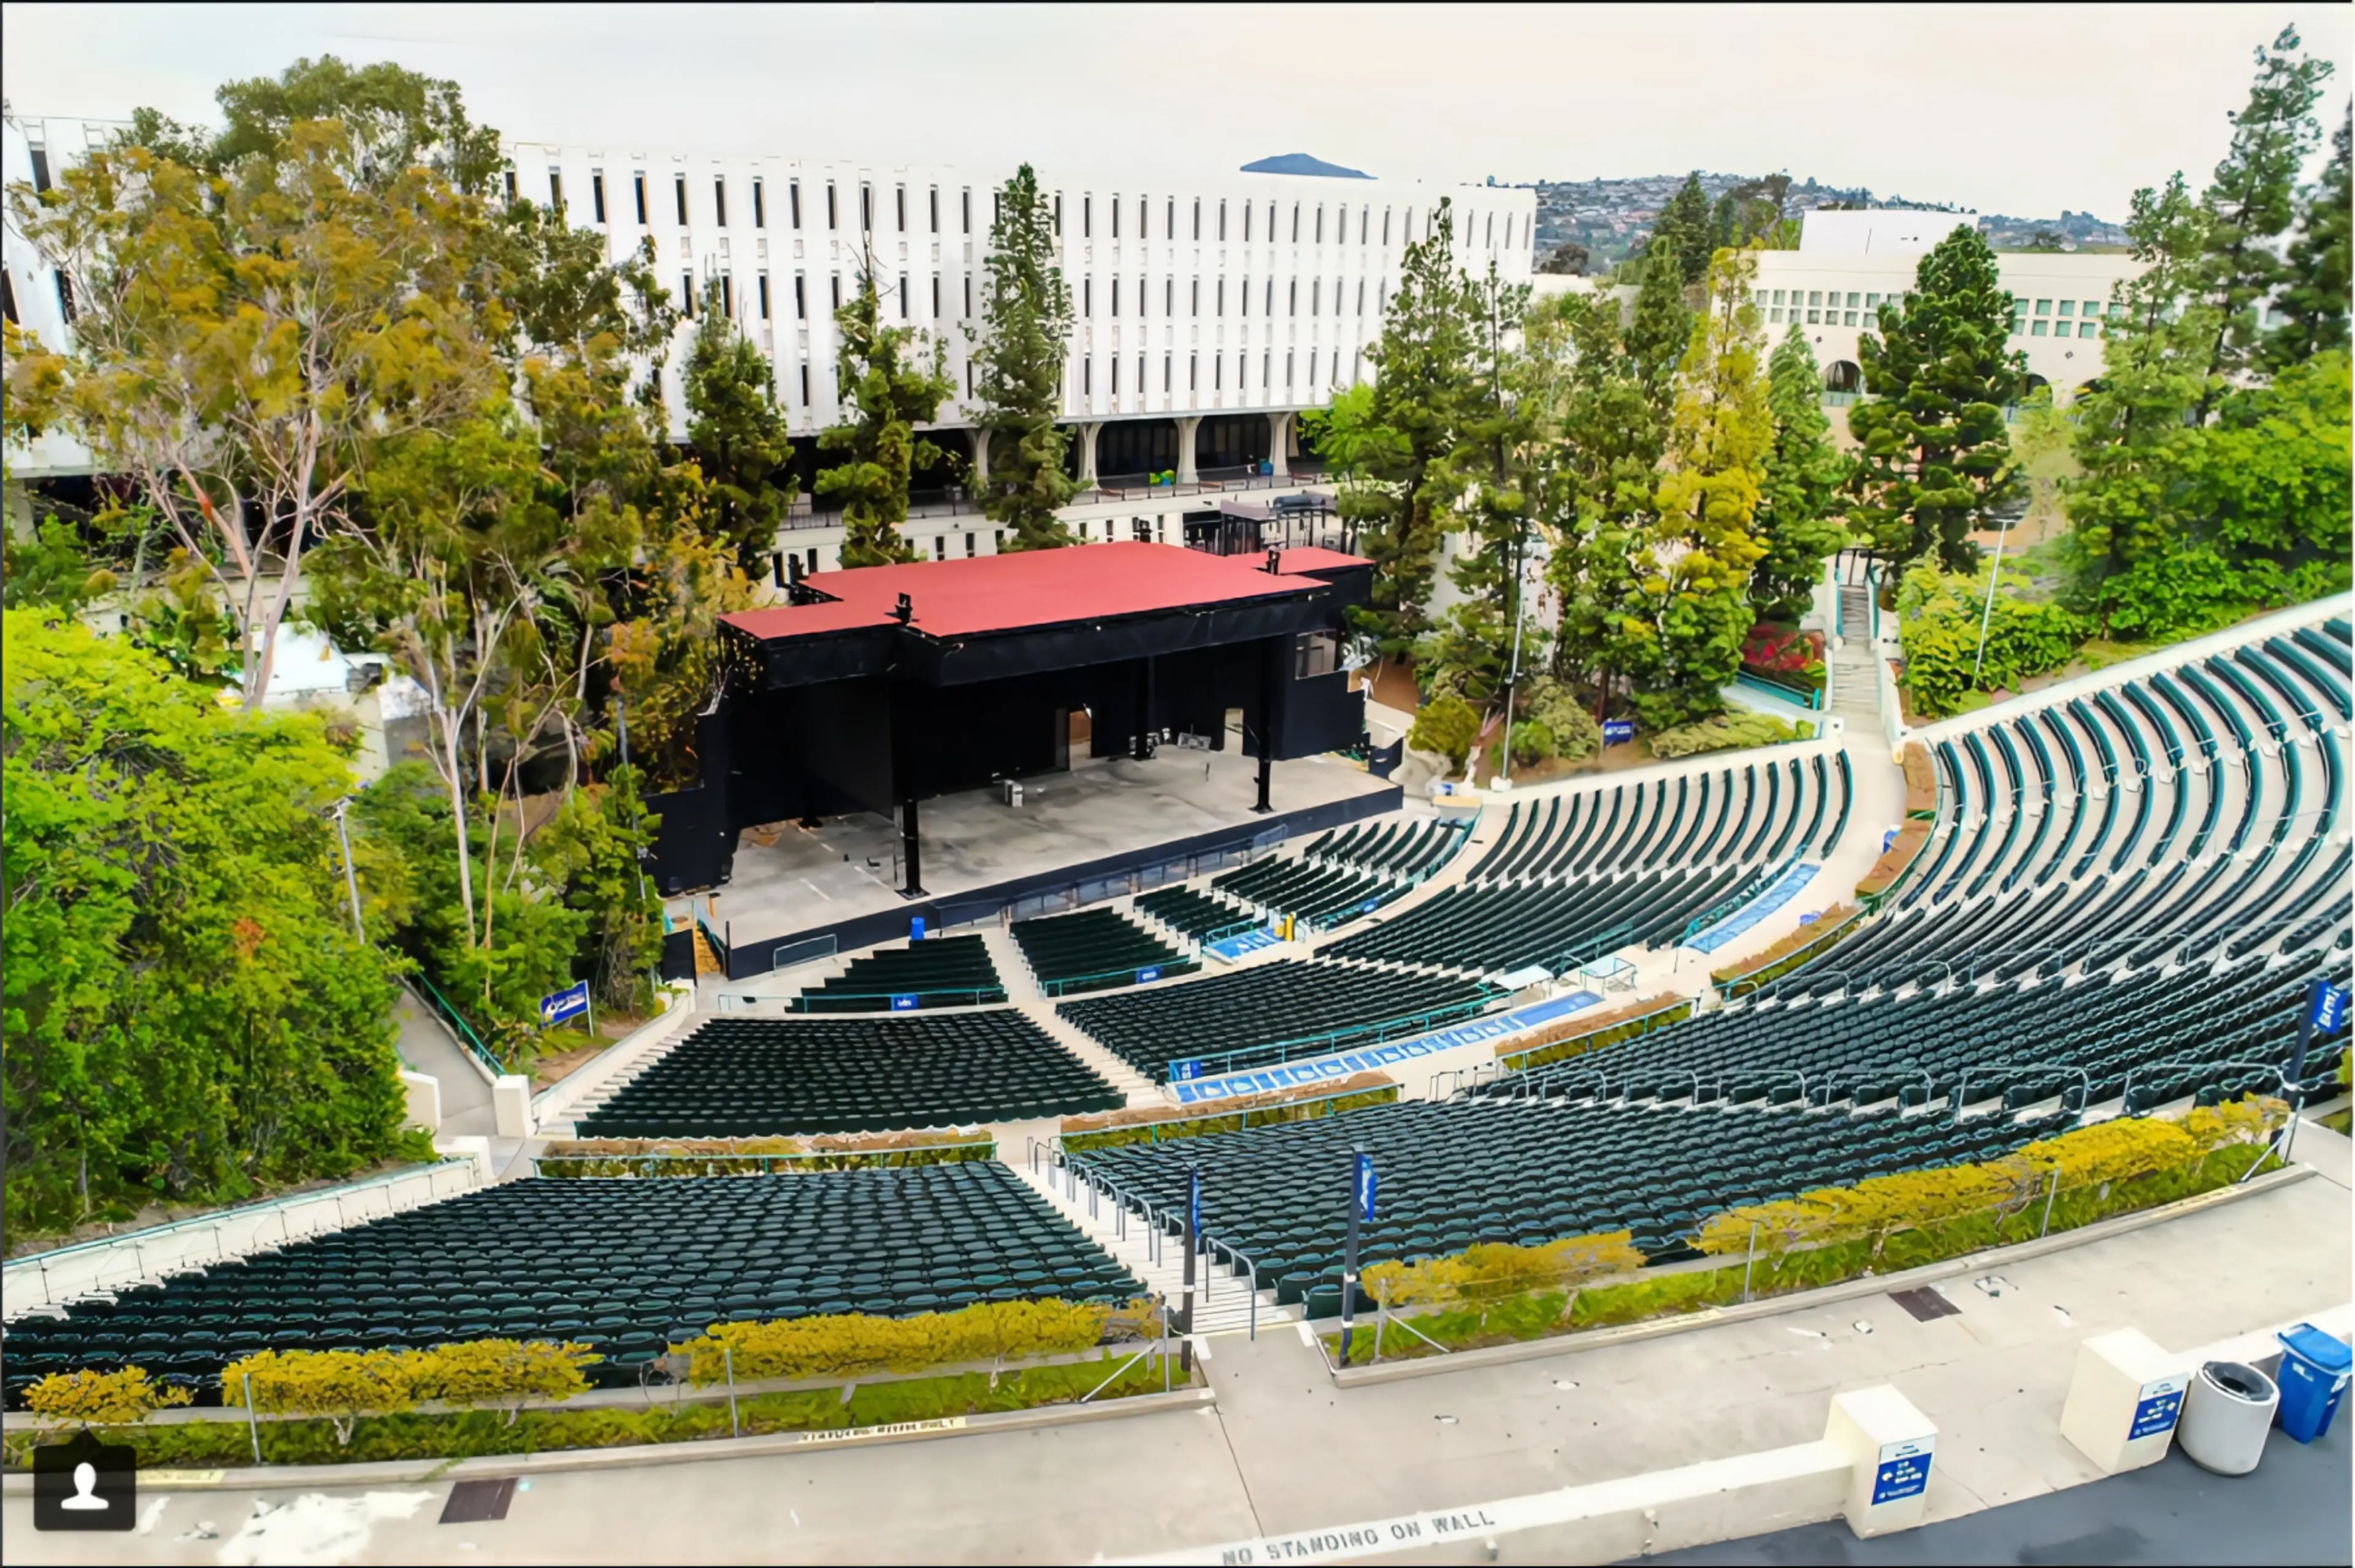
[4,110,1534,569]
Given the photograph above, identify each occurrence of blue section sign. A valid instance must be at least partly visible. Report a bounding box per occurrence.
[2311,981,2348,1034]
[1188,1167,1202,1237]
[1204,926,1281,963]
[1170,992,1604,1104]
[538,981,590,1027]
[1136,966,1162,985]
[1356,1154,1377,1223]
[1870,1439,1932,1505]
[889,993,920,1012]
[2129,1383,2185,1441]
[1602,720,1634,746]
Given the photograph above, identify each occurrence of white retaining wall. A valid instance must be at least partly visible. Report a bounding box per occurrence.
[2,1159,482,1319]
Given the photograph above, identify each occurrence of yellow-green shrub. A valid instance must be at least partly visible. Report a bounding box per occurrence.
[223,1348,418,1447]
[1856,821,1931,899]
[1712,903,1862,989]
[23,1366,193,1427]
[1499,997,1691,1071]
[672,1298,1124,1388]
[1363,1233,1645,1315]
[409,1339,599,1426]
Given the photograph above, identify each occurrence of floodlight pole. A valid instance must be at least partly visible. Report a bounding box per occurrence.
[332,799,364,940]
[1970,513,2008,686]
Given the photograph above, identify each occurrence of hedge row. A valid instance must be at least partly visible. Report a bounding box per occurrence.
[1712,903,1864,991]
[1499,996,1693,1072]
[1060,1077,1398,1153]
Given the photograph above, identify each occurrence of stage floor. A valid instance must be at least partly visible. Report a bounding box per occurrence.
[678,746,1399,952]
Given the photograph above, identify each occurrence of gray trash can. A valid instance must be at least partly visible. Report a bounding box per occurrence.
[2177,1360,2279,1475]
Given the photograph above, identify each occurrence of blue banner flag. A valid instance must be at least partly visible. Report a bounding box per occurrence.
[1189,1168,1202,1237]
[2311,981,2348,1034]
[1355,1153,1377,1223]
[538,981,590,1027]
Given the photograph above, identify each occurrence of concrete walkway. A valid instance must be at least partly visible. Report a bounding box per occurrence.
[10,1144,2342,1566]
[393,986,496,1140]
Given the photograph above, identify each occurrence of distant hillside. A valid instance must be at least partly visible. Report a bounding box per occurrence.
[1241,153,1373,180]
[1524,171,2126,273]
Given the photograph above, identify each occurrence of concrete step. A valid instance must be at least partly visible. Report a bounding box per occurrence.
[977,922,1041,1002]
[1003,1150,1293,1337]
[1016,998,1158,1103]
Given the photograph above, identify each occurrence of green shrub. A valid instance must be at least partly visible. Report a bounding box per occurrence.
[1897,559,2091,718]
[1408,694,1481,773]
[1518,677,1602,761]
[1507,720,1555,767]
[1648,712,1806,759]
[1062,1087,1398,1153]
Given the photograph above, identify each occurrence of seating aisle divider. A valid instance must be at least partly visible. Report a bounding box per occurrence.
[1170,992,1601,1104]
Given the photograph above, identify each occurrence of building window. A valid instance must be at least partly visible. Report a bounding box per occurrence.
[965,532,976,557]
[1264,278,1273,315]
[590,171,606,223]
[1285,350,1294,384]
[826,183,838,229]
[1843,310,1858,326]
[634,172,648,224]
[1190,351,1198,390]
[1864,292,1880,308]
[1770,307,1783,323]
[2085,300,2103,317]
[1164,353,1172,391]
[1111,358,1120,395]
[2057,300,2074,317]
[1293,630,1339,680]
[681,273,695,315]
[2080,321,2099,338]
[1356,278,1365,313]
[896,186,907,232]
[758,273,771,319]
[752,178,765,228]
[1316,205,1325,243]
[1166,278,1174,315]
[1312,280,1321,315]
[929,187,939,232]
[548,169,564,214]
[505,169,517,203]
[2031,319,2048,336]
[53,270,75,323]
[676,175,689,226]
[898,275,908,319]
[1216,279,1224,316]
[1244,204,1254,243]
[1084,359,1092,394]
[1192,198,1201,240]
[831,275,842,311]
[1219,199,1227,240]
[1289,280,1298,316]
[1190,278,1200,315]
[1111,278,1120,317]
[1241,275,1250,316]
[1138,353,1146,394]
[714,178,727,227]
[964,277,972,316]
[1844,292,1859,308]
[1082,194,1092,238]
[1806,308,1820,324]
[1084,278,1093,316]
[935,537,946,560]
[1383,208,1392,245]
[791,180,803,228]
[719,273,733,319]
[1807,290,1822,307]
[795,275,807,319]
[800,364,811,403]
[860,184,873,231]
[1138,273,1148,317]
[1167,196,1176,235]
[1054,194,1062,234]
[1771,289,1785,305]
[1111,195,1120,239]
[932,275,941,316]
[2034,298,2051,315]
[962,188,971,234]
[1213,354,1221,391]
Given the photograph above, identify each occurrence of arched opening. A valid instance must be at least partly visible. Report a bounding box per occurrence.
[1194,415,1271,476]
[1823,360,1862,395]
[1092,418,1180,484]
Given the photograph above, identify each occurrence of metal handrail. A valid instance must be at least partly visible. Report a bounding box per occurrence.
[1715,904,1872,1000]
[1813,1065,1937,1109]
[789,985,1006,1011]
[1951,1060,2094,1123]
[1038,957,1193,998]
[411,973,506,1075]
[1203,1236,1264,1340]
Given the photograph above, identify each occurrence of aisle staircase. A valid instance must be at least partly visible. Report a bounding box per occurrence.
[1016,1000,1157,1103]
[1832,584,1883,725]
[1001,1138,1297,1338]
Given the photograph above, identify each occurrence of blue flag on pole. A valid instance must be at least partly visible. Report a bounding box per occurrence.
[1355,1153,1377,1223]
[1189,1168,1202,1236]
[2311,981,2348,1034]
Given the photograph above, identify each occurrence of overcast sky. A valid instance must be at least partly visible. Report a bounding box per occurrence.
[4,3,2349,216]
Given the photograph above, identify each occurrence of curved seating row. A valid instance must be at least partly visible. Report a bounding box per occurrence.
[1134,884,1258,941]
[577,1011,1120,1137]
[1080,1095,2068,1307]
[793,933,1004,1012]
[1463,752,1841,887]
[1010,907,1197,995]
[1057,959,1497,1082]
[2,1165,1139,1405]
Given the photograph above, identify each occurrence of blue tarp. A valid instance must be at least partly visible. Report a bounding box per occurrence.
[1688,861,1820,954]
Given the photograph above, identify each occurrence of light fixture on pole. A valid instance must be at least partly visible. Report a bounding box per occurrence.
[332,797,364,940]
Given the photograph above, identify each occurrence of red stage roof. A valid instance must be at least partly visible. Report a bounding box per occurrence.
[722,541,1366,643]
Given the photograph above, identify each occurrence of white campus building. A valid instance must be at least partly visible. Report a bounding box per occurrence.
[3,110,1534,567]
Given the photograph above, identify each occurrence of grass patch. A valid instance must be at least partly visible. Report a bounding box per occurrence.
[2,1353,1176,1471]
[2321,1107,2351,1138]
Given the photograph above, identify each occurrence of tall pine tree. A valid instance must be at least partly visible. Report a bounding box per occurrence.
[1753,324,1848,622]
[683,286,792,567]
[2262,102,2351,372]
[1345,198,1478,662]
[818,261,956,568]
[1846,225,2023,573]
[2193,25,2334,414]
[969,165,1078,551]
[1642,249,1772,727]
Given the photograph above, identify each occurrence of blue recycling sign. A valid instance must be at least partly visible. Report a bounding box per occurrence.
[538,981,590,1027]
[1870,1439,1932,1505]
[2311,981,2348,1034]
[2129,1379,2186,1440]
[1356,1153,1378,1223]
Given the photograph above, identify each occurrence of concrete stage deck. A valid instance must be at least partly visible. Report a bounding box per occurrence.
[675,745,1400,977]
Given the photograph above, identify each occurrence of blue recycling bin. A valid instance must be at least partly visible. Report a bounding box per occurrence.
[2275,1323,2352,1444]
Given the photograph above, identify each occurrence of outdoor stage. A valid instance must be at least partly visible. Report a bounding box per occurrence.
[675,743,1400,980]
